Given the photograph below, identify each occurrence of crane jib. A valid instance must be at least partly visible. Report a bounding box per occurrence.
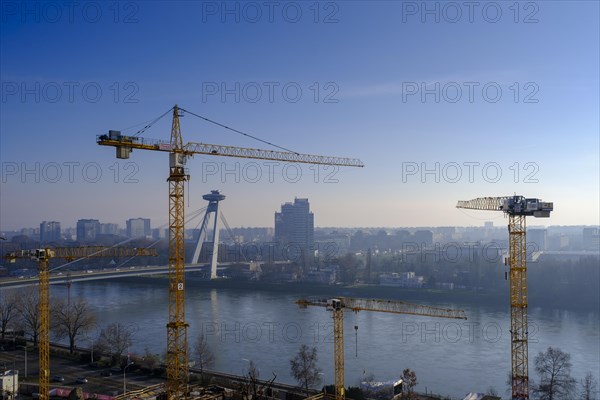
[97,134,364,167]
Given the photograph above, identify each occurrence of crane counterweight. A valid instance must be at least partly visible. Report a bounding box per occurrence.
[456,195,553,217]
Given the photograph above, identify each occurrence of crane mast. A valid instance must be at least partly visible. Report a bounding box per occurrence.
[297,297,467,400]
[39,257,50,399]
[166,106,189,399]
[4,246,157,400]
[457,195,553,400]
[98,105,364,399]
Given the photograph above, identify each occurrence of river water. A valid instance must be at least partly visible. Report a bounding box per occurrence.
[36,281,600,399]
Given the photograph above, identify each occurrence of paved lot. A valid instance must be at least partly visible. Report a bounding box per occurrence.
[0,348,165,396]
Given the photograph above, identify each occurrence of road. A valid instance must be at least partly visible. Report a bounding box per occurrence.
[1,345,314,399]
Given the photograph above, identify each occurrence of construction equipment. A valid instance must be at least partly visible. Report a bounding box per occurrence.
[97,105,364,399]
[457,195,553,400]
[296,297,467,400]
[4,246,158,400]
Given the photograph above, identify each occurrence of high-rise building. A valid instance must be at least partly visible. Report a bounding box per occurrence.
[76,219,100,242]
[40,221,61,242]
[152,228,168,240]
[274,198,314,263]
[126,218,151,238]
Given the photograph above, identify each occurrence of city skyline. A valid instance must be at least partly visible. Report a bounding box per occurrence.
[5,216,600,235]
[1,3,598,398]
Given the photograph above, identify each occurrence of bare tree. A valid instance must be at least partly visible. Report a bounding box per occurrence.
[0,291,18,338]
[17,287,40,346]
[533,347,576,400]
[95,322,135,366]
[401,369,418,399]
[290,344,322,396]
[51,297,96,354]
[486,386,499,398]
[136,347,161,372]
[338,253,361,284]
[580,372,598,400]
[193,333,215,380]
[240,360,277,400]
[68,387,85,400]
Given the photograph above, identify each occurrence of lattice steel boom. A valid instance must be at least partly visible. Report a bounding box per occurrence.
[457,195,553,400]
[98,105,364,399]
[297,297,466,400]
[4,246,157,400]
[97,136,364,167]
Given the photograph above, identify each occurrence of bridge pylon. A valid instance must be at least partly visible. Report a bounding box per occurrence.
[192,190,226,279]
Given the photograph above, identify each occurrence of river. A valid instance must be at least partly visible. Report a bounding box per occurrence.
[24,280,600,399]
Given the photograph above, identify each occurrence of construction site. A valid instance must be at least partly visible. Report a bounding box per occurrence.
[2,2,598,400]
[0,106,557,400]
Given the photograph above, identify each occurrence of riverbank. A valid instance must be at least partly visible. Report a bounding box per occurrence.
[120,276,505,309]
[114,275,599,312]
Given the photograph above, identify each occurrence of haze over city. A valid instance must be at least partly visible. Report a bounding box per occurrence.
[1,2,599,400]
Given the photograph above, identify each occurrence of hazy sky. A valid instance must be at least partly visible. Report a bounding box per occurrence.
[1,1,598,231]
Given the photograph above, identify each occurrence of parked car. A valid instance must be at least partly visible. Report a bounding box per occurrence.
[76,377,88,384]
[51,376,65,382]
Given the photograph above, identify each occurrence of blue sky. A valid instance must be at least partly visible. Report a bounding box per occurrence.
[1,1,598,231]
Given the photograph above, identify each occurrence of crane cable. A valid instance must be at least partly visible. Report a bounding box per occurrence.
[179,107,299,154]
[119,105,298,154]
[112,237,164,269]
[132,106,174,137]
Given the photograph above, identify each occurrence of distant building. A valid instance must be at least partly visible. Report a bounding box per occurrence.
[528,229,548,251]
[40,221,61,242]
[126,218,151,238]
[583,227,600,250]
[484,221,494,229]
[435,226,457,241]
[222,227,273,243]
[20,227,38,239]
[100,223,120,235]
[152,228,167,240]
[274,198,314,263]
[315,233,350,258]
[76,219,100,242]
[413,230,433,246]
[436,282,455,290]
[548,235,570,250]
[379,272,424,288]
[62,227,76,241]
[304,266,337,284]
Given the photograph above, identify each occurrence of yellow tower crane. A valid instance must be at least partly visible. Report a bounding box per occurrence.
[456,195,553,400]
[296,297,467,400]
[4,246,158,400]
[97,105,364,399]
